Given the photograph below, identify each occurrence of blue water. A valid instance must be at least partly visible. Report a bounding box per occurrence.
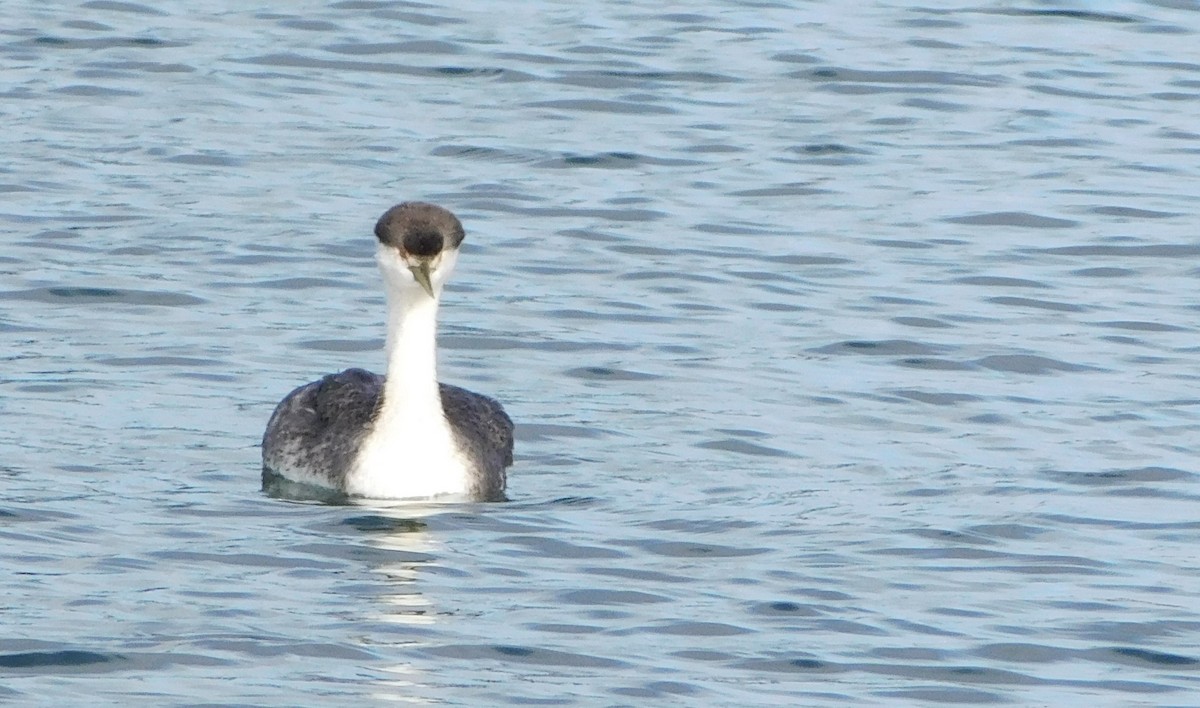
[3,0,1200,704]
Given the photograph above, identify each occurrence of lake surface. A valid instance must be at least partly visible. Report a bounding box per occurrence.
[3,0,1200,704]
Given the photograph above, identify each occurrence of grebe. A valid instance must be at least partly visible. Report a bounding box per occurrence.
[262,202,513,501]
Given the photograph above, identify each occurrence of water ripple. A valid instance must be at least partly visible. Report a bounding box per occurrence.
[4,0,1199,704]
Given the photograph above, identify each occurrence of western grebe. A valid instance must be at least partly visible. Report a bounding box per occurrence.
[262,202,513,501]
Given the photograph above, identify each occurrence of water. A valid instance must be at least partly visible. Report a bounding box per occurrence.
[3,0,1200,704]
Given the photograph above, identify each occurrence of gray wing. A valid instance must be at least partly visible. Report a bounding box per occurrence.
[440,383,514,501]
[262,368,382,490]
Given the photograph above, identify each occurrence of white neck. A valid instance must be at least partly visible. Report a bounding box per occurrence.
[380,282,441,414]
[346,246,469,499]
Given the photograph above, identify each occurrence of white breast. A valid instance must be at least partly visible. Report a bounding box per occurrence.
[346,408,472,499]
